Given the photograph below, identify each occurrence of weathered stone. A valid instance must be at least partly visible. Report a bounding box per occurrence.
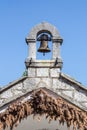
[28,68,36,77]
[50,68,60,77]
[26,22,60,41]
[81,102,87,108]
[36,81,47,88]
[28,42,36,60]
[10,83,23,96]
[0,99,4,104]
[64,84,74,90]
[0,89,13,99]
[61,90,74,99]
[53,43,60,59]
[52,79,62,90]
[26,22,63,69]
[23,78,40,91]
[74,90,87,102]
[41,78,52,89]
[36,68,49,77]
[0,22,87,114]
[12,83,23,90]
[11,89,24,95]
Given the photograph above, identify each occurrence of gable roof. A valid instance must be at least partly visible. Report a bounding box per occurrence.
[0,76,27,94]
[61,73,87,91]
[0,72,87,111]
[0,88,87,130]
[1,73,87,95]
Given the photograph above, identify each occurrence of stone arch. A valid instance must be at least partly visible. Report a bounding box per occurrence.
[26,22,61,40]
[25,22,63,68]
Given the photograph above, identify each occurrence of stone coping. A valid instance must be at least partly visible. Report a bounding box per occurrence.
[0,76,27,94]
[61,73,87,91]
[25,59,63,68]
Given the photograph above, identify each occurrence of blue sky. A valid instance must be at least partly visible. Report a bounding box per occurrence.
[0,0,87,87]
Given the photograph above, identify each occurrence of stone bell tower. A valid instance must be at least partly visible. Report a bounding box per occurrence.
[25,22,63,81]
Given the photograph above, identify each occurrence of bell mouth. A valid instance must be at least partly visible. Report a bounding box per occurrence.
[38,48,51,53]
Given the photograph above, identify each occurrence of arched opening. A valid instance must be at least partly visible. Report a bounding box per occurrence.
[36,32,52,60]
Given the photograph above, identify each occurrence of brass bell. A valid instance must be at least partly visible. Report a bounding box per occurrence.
[37,34,51,54]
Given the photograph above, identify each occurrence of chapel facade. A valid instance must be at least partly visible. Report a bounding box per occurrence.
[0,22,87,130]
